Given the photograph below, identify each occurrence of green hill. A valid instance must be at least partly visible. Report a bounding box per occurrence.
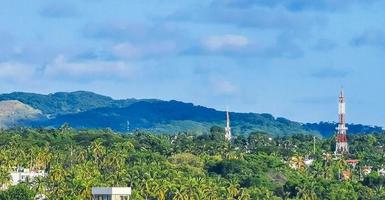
[0,91,381,136]
[0,91,157,116]
[35,100,312,136]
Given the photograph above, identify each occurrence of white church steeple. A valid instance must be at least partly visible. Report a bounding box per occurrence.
[225,109,232,141]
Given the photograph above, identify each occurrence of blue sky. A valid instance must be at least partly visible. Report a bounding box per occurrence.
[1,0,385,126]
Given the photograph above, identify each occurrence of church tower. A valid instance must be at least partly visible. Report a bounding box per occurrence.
[335,89,349,154]
[225,109,232,141]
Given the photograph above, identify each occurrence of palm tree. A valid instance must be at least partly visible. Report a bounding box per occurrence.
[33,147,51,170]
[296,181,317,200]
[289,155,305,170]
[33,176,47,197]
[0,168,11,190]
[90,139,106,166]
[75,148,88,164]
[155,179,169,200]
[237,188,250,200]
[226,179,240,199]
[48,165,66,184]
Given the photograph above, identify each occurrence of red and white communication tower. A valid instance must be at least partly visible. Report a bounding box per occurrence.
[335,89,349,154]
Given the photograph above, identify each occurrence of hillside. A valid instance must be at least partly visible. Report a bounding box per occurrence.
[0,100,42,128]
[0,91,382,136]
[0,91,157,116]
[33,99,382,136]
[303,122,383,137]
[35,100,310,135]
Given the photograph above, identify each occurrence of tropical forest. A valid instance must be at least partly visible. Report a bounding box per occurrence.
[1,125,385,200]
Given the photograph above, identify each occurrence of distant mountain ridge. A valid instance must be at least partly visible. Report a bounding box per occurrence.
[0,91,382,136]
[0,91,158,116]
[38,100,310,135]
[303,122,383,137]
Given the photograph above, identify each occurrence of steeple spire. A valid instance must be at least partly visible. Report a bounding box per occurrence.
[339,88,344,98]
[225,108,232,141]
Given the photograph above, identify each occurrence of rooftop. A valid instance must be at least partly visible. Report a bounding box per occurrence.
[92,187,132,195]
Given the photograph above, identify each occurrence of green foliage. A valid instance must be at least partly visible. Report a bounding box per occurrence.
[0,184,35,200]
[43,100,315,136]
[1,91,381,137]
[0,91,156,115]
[1,128,385,199]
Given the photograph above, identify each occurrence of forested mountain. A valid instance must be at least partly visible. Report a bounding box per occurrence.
[304,122,383,137]
[0,91,158,116]
[0,91,381,136]
[36,100,310,136]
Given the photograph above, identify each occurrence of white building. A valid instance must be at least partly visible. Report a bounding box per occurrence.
[92,187,132,200]
[10,168,46,186]
[304,158,314,167]
[378,168,385,176]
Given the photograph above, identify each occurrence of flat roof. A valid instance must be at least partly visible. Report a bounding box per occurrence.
[92,187,132,195]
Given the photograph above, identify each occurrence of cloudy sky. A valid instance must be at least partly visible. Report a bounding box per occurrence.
[1,0,385,126]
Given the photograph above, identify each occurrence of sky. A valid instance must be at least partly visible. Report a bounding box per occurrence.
[1,0,385,126]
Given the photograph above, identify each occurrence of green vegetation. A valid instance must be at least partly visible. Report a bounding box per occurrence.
[1,127,385,199]
[33,100,382,136]
[0,91,381,136]
[0,91,158,116]
[0,184,35,200]
[0,91,115,115]
[44,101,314,136]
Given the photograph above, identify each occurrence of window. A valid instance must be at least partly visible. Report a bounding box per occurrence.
[93,195,110,200]
[120,196,129,200]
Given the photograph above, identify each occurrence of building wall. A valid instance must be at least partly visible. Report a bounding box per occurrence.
[10,171,46,185]
[92,195,129,200]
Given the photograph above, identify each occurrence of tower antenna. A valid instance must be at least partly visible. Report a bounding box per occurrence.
[335,88,349,155]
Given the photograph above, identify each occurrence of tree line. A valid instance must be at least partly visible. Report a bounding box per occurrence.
[1,125,385,199]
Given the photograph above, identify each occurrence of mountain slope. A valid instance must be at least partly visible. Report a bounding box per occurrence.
[303,122,383,137]
[35,100,311,135]
[0,91,382,136]
[0,91,157,116]
[0,100,42,128]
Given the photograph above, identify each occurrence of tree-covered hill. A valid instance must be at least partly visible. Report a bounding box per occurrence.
[35,100,382,136]
[0,91,158,116]
[36,100,310,136]
[303,122,383,137]
[0,91,382,136]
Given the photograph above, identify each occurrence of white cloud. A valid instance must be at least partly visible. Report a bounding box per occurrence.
[203,34,249,51]
[112,41,177,59]
[112,43,142,58]
[44,55,137,80]
[0,62,37,82]
[210,78,238,95]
